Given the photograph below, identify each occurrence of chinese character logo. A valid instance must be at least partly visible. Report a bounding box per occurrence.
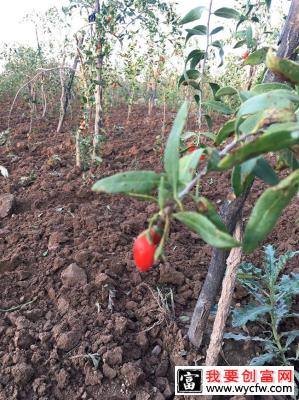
[177,368,203,394]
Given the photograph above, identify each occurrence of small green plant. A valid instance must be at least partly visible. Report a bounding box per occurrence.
[225,245,299,373]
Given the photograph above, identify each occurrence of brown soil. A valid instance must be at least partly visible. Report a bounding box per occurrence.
[0,100,298,400]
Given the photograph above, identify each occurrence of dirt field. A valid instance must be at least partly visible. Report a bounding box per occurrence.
[0,100,298,400]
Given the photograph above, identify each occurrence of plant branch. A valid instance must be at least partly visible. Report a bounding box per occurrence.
[198,0,213,129]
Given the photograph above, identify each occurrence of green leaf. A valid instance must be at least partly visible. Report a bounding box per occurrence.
[215,86,238,98]
[158,176,171,209]
[186,50,205,69]
[239,111,264,134]
[210,26,224,35]
[281,330,299,349]
[164,102,189,197]
[266,48,299,84]
[204,100,233,115]
[195,197,228,232]
[237,90,299,121]
[233,39,246,49]
[278,273,299,296]
[92,171,161,194]
[281,149,299,170]
[186,25,207,42]
[253,158,279,185]
[174,211,240,248]
[250,353,276,366]
[214,7,240,19]
[231,164,254,197]
[219,122,299,170]
[215,119,235,145]
[231,158,255,196]
[209,82,221,99]
[243,169,299,253]
[211,40,222,48]
[238,90,255,102]
[179,6,206,24]
[252,82,292,94]
[224,332,266,342]
[243,47,269,66]
[232,304,272,327]
[179,149,203,186]
[179,69,200,87]
[204,114,213,131]
[246,26,253,48]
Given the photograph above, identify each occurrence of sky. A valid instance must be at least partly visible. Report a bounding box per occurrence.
[0,0,289,48]
[0,0,258,46]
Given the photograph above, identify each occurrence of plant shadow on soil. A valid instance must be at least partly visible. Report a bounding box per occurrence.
[0,100,298,399]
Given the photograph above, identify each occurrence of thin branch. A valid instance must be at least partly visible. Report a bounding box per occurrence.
[198,0,213,129]
[7,66,76,129]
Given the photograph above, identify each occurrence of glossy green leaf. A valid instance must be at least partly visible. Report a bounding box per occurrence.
[92,171,161,194]
[266,48,299,84]
[211,40,222,48]
[204,100,233,115]
[243,47,269,66]
[179,69,200,87]
[210,26,224,35]
[216,86,238,98]
[164,102,189,197]
[179,6,206,24]
[174,211,240,248]
[253,158,279,185]
[215,119,235,145]
[209,82,221,99]
[214,7,240,19]
[179,149,203,185]
[243,169,299,253]
[252,82,292,94]
[233,39,246,49]
[186,25,207,42]
[186,50,205,69]
[219,122,299,169]
[236,90,299,129]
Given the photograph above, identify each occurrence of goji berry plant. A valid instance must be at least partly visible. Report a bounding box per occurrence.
[92,1,299,354]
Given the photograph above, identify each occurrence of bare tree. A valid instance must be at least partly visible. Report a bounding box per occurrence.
[57,35,84,133]
[92,0,104,160]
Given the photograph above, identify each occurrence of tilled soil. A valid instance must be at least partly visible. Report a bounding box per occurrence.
[0,100,298,400]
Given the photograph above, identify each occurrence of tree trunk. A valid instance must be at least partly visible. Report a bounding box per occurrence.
[57,35,84,133]
[188,190,249,347]
[264,0,299,82]
[93,0,104,160]
[188,0,299,348]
